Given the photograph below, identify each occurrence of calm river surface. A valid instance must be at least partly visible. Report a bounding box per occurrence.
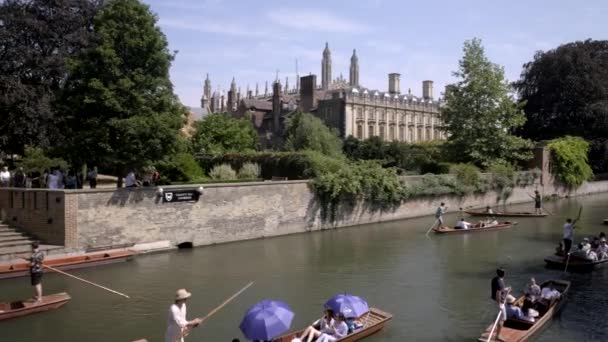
[2,193,608,341]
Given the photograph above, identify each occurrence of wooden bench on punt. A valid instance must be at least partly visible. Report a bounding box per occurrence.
[0,249,135,279]
[275,307,392,342]
[544,253,608,272]
[478,280,570,342]
[0,292,71,321]
[464,209,547,218]
[433,221,516,234]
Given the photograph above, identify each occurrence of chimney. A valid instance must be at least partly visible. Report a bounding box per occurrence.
[388,73,400,94]
[300,75,317,112]
[423,80,434,100]
[272,81,282,134]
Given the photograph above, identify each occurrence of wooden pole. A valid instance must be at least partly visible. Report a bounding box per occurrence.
[43,264,130,299]
[178,281,254,341]
[425,219,439,237]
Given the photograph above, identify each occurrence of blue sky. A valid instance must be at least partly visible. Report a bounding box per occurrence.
[142,0,608,107]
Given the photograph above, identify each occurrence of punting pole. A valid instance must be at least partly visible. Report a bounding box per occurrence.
[44,264,130,299]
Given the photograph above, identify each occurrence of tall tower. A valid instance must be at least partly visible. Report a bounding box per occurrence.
[321,42,332,90]
[255,83,259,97]
[349,49,359,87]
[202,73,212,108]
[264,81,268,97]
[272,80,282,135]
[227,77,237,112]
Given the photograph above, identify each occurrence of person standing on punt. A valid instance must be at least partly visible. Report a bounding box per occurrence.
[27,241,44,302]
[489,268,511,342]
[435,202,447,229]
[533,190,542,214]
[165,289,202,342]
[563,217,578,257]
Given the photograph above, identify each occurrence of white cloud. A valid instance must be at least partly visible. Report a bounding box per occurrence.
[365,41,404,54]
[267,9,370,33]
[149,0,224,11]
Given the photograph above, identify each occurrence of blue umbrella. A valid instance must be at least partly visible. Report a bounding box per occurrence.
[325,294,369,318]
[239,300,294,341]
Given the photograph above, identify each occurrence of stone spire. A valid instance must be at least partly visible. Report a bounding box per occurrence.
[255,83,259,97]
[265,81,268,96]
[202,73,212,108]
[321,42,332,90]
[227,77,237,112]
[349,49,359,87]
[285,77,289,93]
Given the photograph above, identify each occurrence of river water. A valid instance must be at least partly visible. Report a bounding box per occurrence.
[2,193,608,341]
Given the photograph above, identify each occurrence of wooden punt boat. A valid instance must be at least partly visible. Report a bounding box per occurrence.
[433,221,516,234]
[0,249,135,279]
[464,209,547,218]
[275,307,392,342]
[0,292,71,321]
[478,280,570,342]
[544,254,608,272]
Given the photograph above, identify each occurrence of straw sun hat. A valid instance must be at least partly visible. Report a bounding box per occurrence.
[175,289,192,301]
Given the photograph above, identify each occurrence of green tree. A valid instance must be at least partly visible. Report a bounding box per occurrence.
[284,112,343,157]
[61,0,185,178]
[515,40,608,172]
[191,113,258,154]
[442,38,533,167]
[547,136,594,187]
[0,0,100,155]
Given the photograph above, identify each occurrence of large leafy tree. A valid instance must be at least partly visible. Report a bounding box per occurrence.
[284,112,343,157]
[515,40,608,172]
[442,38,533,167]
[191,113,258,154]
[62,0,185,174]
[0,0,100,155]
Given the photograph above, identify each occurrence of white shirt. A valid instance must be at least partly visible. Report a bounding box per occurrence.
[320,317,335,333]
[47,174,59,189]
[165,303,188,342]
[0,170,10,183]
[541,287,560,300]
[563,223,574,240]
[456,220,470,229]
[125,172,136,187]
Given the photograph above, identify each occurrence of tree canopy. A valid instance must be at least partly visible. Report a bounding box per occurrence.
[61,0,185,173]
[515,40,608,172]
[0,0,100,155]
[284,112,343,157]
[442,38,533,167]
[191,113,258,154]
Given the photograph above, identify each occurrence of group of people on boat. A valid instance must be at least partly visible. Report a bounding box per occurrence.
[557,232,608,262]
[489,268,561,342]
[294,308,360,342]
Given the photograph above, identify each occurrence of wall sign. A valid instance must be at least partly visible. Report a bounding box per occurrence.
[162,189,200,203]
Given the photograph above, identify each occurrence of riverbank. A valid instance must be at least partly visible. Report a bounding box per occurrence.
[1,178,608,254]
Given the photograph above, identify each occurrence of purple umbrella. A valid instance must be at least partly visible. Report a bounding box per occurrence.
[325,294,369,318]
[239,300,294,341]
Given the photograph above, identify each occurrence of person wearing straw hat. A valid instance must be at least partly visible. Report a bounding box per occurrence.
[165,289,202,342]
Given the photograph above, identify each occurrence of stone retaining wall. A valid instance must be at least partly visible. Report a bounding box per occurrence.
[3,178,608,251]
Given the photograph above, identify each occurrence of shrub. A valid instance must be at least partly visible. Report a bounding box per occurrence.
[197,152,313,180]
[157,152,205,184]
[238,162,261,179]
[18,146,68,173]
[451,163,480,186]
[488,162,516,203]
[284,112,343,157]
[515,168,541,187]
[548,136,594,187]
[209,163,237,180]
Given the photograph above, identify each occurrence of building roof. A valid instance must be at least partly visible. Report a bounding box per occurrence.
[241,98,273,111]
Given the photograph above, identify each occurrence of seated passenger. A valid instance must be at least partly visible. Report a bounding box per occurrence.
[572,243,588,259]
[591,236,600,249]
[587,250,599,262]
[345,317,362,333]
[316,313,348,342]
[523,278,541,302]
[486,206,494,214]
[596,238,608,260]
[455,218,472,229]
[505,295,534,322]
[581,238,591,252]
[299,309,334,342]
[540,284,561,302]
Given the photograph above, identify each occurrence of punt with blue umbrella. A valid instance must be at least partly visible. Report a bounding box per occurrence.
[239,299,294,341]
[325,294,369,318]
